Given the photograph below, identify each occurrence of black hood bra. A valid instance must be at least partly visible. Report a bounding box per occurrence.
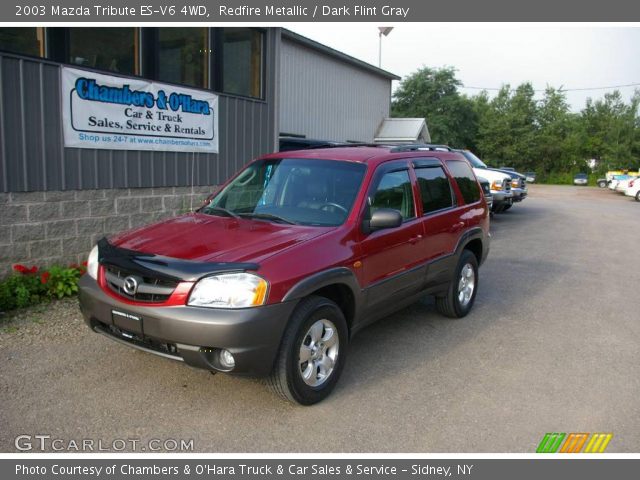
[97,237,259,283]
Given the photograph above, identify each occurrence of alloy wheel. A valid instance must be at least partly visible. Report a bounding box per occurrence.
[299,319,339,387]
[457,263,476,307]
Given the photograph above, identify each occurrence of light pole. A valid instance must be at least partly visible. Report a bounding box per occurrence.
[378,27,393,68]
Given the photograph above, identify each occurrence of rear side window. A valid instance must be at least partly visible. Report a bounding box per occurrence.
[446,160,481,204]
[415,167,455,214]
[370,170,416,220]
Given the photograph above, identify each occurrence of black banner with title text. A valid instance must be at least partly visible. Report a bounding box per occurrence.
[3,0,640,22]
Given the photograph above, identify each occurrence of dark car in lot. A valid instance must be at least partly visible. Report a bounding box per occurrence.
[574,173,589,186]
[79,144,490,404]
[279,136,343,152]
[477,177,493,212]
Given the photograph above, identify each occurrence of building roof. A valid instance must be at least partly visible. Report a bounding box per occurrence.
[281,29,401,81]
[374,118,431,143]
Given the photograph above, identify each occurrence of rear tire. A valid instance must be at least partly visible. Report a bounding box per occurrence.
[436,250,479,319]
[267,296,348,405]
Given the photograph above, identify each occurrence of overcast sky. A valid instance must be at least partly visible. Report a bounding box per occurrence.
[289,25,640,111]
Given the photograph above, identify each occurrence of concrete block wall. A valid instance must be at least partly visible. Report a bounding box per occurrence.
[0,186,214,278]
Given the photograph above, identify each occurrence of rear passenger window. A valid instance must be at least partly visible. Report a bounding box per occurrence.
[370,170,415,220]
[415,167,455,214]
[447,160,481,204]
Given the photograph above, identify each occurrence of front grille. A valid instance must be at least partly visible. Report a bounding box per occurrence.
[503,179,511,192]
[104,264,178,303]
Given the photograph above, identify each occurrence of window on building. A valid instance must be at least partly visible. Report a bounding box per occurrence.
[158,28,209,88]
[415,166,455,214]
[222,28,263,98]
[370,170,415,220]
[68,28,138,75]
[447,160,481,204]
[0,28,44,57]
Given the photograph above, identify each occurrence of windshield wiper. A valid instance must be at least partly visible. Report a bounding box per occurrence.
[238,212,298,225]
[202,206,240,219]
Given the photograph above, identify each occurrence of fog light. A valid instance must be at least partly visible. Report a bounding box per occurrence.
[219,349,235,369]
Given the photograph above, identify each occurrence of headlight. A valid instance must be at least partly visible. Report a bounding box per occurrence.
[87,245,99,280]
[491,180,503,191]
[188,273,268,308]
[511,179,519,188]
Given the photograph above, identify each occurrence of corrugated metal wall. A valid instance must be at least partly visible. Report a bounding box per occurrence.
[0,29,279,193]
[279,38,391,143]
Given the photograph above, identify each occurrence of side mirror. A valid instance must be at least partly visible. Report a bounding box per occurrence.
[363,208,403,233]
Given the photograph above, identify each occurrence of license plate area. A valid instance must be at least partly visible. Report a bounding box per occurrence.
[111,309,143,335]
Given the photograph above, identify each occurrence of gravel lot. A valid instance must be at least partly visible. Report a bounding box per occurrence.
[1,184,638,453]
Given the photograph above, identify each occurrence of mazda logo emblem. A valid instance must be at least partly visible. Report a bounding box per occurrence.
[123,276,139,296]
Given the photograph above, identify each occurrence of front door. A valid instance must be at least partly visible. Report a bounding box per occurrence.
[359,165,425,319]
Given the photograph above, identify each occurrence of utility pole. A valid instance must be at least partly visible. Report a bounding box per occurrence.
[378,27,393,68]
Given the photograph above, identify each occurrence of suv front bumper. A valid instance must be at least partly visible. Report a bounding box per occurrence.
[510,187,528,202]
[78,275,295,376]
[490,190,513,209]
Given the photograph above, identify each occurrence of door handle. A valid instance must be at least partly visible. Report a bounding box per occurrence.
[409,234,423,245]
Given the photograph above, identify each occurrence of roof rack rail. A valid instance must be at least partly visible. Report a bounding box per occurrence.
[389,143,452,153]
[311,142,382,149]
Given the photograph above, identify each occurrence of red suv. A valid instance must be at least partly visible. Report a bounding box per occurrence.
[79,144,490,404]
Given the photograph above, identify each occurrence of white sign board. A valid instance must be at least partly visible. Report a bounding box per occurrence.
[61,67,218,153]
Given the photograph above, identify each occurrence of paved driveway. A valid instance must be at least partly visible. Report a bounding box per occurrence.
[1,184,638,452]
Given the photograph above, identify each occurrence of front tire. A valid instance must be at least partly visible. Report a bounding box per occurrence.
[436,250,479,318]
[636,191,640,202]
[598,180,607,188]
[267,296,348,405]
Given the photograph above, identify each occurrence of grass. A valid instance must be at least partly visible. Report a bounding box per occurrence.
[537,172,601,186]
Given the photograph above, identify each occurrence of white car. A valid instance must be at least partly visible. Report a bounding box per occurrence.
[624,177,640,201]
[609,175,627,191]
[615,177,633,193]
[455,150,514,213]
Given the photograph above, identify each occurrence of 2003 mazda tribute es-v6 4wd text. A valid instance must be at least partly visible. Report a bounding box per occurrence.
[79,144,490,404]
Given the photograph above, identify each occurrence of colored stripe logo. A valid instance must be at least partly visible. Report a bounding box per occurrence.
[537,433,613,453]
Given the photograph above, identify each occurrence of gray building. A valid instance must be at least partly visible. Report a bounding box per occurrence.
[279,30,399,142]
[0,27,398,277]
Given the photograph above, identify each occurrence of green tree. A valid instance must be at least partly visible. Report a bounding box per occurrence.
[391,66,477,147]
[391,65,640,182]
[536,87,578,175]
[474,83,538,171]
[578,90,640,171]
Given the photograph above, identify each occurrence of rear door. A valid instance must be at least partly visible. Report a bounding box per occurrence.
[412,158,466,287]
[444,159,485,230]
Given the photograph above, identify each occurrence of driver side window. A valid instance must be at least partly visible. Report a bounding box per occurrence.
[370,170,415,220]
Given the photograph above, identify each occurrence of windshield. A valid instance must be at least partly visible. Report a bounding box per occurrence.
[202,158,367,226]
[460,151,488,169]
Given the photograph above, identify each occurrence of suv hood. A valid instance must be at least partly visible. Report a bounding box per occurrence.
[109,213,331,264]
[472,167,511,182]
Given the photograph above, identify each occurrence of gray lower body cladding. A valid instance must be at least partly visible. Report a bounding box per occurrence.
[78,275,295,376]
